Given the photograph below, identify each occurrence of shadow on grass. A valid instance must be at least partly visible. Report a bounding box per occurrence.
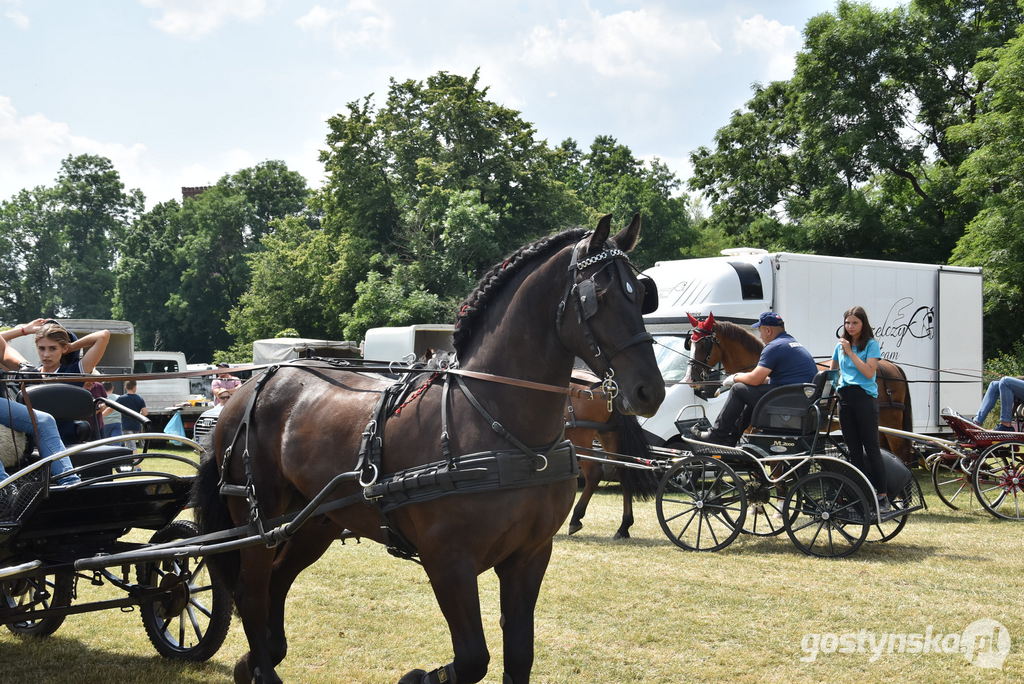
[0,634,234,681]
[561,530,668,548]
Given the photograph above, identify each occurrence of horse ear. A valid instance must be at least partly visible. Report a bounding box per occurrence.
[687,313,700,328]
[706,312,715,328]
[611,213,642,252]
[588,214,612,252]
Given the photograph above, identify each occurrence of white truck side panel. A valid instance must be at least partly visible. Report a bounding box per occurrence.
[362,325,455,362]
[773,254,943,432]
[938,269,984,415]
[8,318,134,374]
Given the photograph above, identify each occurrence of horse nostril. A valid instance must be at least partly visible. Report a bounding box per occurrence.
[635,382,664,406]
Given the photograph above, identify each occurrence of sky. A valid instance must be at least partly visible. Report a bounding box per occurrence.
[1,0,908,208]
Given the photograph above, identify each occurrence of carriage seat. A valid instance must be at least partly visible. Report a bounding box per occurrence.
[748,371,830,437]
[21,384,134,478]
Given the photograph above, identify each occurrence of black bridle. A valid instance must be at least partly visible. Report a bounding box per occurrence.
[557,236,657,407]
[685,325,724,400]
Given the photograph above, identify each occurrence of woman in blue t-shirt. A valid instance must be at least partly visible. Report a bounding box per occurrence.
[829,306,889,512]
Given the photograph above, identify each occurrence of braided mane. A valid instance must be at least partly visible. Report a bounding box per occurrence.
[453,228,588,355]
[714,320,764,356]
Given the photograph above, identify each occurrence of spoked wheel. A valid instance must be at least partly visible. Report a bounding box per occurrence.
[930,453,978,511]
[972,441,1024,520]
[867,480,915,543]
[783,471,869,558]
[3,571,74,637]
[137,520,232,661]
[656,455,747,552]
[740,472,791,537]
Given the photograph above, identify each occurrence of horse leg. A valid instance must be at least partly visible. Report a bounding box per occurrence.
[496,542,554,683]
[265,523,341,668]
[400,556,489,684]
[568,460,598,535]
[615,487,634,540]
[232,545,283,684]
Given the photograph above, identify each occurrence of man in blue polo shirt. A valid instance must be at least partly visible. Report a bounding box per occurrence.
[695,311,818,446]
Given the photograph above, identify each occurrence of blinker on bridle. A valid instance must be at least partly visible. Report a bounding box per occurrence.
[557,235,656,409]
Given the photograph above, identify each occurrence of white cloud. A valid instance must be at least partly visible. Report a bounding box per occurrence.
[2,0,28,29]
[295,0,393,51]
[0,96,147,199]
[733,14,800,81]
[0,96,287,208]
[140,0,267,39]
[521,8,720,82]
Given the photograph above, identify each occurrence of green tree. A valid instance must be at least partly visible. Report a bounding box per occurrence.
[0,155,142,323]
[113,161,309,360]
[949,26,1024,353]
[112,200,182,350]
[690,0,1023,261]
[558,135,698,266]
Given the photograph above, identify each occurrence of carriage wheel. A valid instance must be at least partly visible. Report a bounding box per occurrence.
[971,441,1024,521]
[137,520,232,661]
[783,471,869,558]
[656,456,746,552]
[4,571,74,637]
[930,453,978,511]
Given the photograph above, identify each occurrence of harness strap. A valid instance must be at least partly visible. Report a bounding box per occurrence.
[454,375,564,467]
[218,365,282,541]
[441,375,453,467]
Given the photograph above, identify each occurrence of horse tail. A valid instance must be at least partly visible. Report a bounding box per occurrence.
[612,414,659,501]
[191,452,241,590]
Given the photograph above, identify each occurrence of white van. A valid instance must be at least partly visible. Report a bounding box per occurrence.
[133,351,192,408]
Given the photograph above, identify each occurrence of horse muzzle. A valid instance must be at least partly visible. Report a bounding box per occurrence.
[615,379,665,418]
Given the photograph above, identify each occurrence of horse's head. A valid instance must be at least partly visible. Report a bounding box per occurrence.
[683,313,722,400]
[557,214,664,417]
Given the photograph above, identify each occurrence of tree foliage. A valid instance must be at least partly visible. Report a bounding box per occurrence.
[229,70,696,345]
[949,25,1024,352]
[689,0,1024,354]
[0,155,143,322]
[113,161,309,360]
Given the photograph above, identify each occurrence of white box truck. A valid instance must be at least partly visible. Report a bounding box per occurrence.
[252,338,361,364]
[362,325,455,363]
[640,249,983,445]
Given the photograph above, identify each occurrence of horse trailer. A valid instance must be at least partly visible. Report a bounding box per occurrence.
[640,249,983,444]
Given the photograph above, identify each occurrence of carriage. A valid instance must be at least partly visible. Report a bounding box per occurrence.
[0,380,232,659]
[649,370,927,558]
[879,408,1024,521]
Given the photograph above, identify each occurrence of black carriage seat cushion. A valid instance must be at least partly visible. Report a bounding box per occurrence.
[749,373,828,436]
[21,383,95,422]
[20,384,133,478]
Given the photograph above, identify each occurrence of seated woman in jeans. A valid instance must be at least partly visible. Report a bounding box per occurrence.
[0,328,80,485]
[974,375,1024,431]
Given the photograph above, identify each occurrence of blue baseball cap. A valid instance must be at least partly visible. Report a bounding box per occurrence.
[752,311,784,328]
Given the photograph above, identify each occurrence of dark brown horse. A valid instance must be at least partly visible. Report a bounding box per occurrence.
[682,314,914,462]
[565,372,659,539]
[193,215,665,684]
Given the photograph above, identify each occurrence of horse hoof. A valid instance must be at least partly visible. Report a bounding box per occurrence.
[613,530,630,540]
[568,522,582,535]
[398,669,427,684]
[233,659,251,684]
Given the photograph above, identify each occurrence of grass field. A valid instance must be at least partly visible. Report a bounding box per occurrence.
[0,468,1021,683]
